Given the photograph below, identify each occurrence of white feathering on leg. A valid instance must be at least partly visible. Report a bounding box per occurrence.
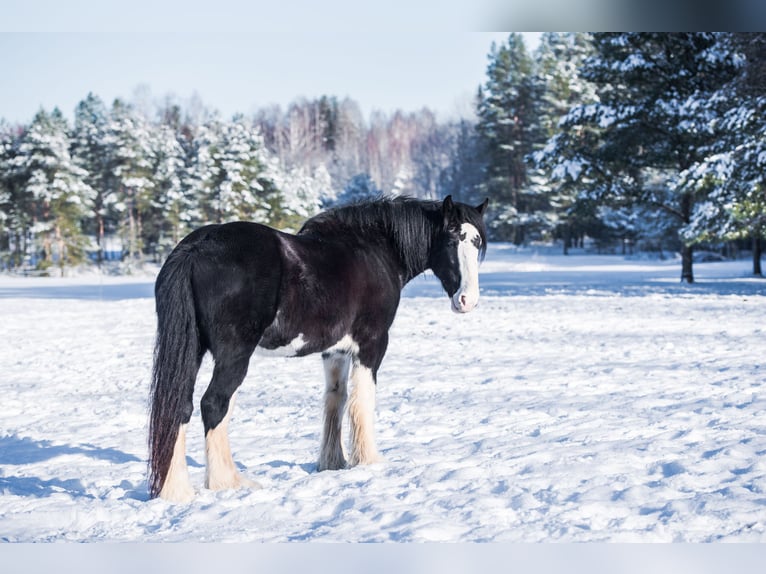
[159,423,195,503]
[347,364,384,466]
[205,393,260,491]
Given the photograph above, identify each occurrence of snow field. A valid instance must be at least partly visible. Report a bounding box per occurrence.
[0,248,764,541]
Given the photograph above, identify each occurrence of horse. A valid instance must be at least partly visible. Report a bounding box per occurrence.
[148,194,488,503]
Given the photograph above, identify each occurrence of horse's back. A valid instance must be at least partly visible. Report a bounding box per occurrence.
[171,221,286,353]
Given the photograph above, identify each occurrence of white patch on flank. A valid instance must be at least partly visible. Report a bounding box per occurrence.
[453,222,481,313]
[347,364,383,466]
[254,333,307,357]
[159,423,195,504]
[205,393,260,491]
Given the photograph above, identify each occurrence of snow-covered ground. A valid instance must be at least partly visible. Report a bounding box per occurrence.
[1,246,764,542]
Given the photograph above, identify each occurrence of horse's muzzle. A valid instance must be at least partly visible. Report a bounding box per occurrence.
[451,292,478,313]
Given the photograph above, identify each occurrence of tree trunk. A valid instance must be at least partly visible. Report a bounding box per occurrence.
[137,210,144,263]
[563,224,570,255]
[679,192,694,284]
[513,225,524,246]
[97,214,105,265]
[681,244,694,284]
[55,223,65,277]
[754,233,763,277]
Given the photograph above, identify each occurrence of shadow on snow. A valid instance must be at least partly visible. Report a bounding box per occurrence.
[0,282,154,301]
[0,435,147,500]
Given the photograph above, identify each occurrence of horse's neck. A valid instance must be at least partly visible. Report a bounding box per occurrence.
[301,201,439,285]
[385,206,438,285]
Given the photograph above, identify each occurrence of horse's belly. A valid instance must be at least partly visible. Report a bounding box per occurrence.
[255,329,358,358]
[254,333,307,357]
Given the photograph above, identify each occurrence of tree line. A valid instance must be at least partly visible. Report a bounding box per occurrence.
[1,33,764,282]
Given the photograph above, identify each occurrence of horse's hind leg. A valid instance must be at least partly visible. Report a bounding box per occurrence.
[201,349,260,491]
[318,351,350,471]
[157,349,204,503]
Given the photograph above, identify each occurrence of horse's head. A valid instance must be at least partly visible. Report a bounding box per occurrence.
[429,195,489,314]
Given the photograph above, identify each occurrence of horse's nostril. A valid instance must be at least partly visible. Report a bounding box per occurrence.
[459,293,468,308]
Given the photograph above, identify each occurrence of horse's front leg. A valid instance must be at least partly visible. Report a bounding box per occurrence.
[347,342,387,467]
[318,351,350,471]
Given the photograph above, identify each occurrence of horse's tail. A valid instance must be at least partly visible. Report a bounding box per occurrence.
[148,243,201,499]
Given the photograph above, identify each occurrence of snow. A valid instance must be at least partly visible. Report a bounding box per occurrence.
[1,246,765,542]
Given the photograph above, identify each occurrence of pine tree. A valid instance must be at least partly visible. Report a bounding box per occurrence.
[534,33,597,254]
[199,116,285,225]
[15,109,92,274]
[538,33,740,282]
[679,33,766,276]
[0,121,28,268]
[107,99,156,268]
[476,33,545,244]
[151,123,195,254]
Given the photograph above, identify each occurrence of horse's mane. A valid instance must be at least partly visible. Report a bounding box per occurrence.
[299,195,487,278]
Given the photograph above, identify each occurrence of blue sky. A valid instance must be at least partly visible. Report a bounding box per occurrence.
[6,0,759,126]
[0,31,541,125]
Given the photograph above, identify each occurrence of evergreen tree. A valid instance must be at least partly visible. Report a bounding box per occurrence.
[476,33,545,244]
[679,33,766,276]
[538,33,740,282]
[274,164,326,228]
[0,122,26,268]
[107,99,156,268]
[15,109,92,274]
[534,32,597,253]
[151,123,195,254]
[199,116,284,225]
[71,93,114,263]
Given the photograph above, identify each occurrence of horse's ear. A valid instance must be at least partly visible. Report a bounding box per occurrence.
[476,198,489,216]
[442,195,454,228]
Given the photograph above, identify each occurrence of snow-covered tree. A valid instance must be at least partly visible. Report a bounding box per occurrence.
[71,93,114,263]
[273,163,327,229]
[151,123,196,252]
[476,33,546,243]
[678,33,766,275]
[106,99,156,267]
[533,33,597,253]
[15,109,92,273]
[0,121,28,268]
[197,116,284,225]
[537,33,741,282]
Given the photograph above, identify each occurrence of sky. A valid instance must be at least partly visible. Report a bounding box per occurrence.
[6,0,760,127]
[0,31,540,125]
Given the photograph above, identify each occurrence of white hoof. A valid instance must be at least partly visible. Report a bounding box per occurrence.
[159,481,196,504]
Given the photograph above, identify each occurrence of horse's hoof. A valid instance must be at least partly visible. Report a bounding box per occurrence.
[317,459,347,472]
[158,484,196,504]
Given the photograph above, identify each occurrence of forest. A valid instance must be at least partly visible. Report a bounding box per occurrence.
[0,32,764,282]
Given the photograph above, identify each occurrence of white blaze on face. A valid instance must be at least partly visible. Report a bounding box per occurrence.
[453,222,481,313]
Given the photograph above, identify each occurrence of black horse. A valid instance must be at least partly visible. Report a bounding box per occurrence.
[148,195,488,502]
